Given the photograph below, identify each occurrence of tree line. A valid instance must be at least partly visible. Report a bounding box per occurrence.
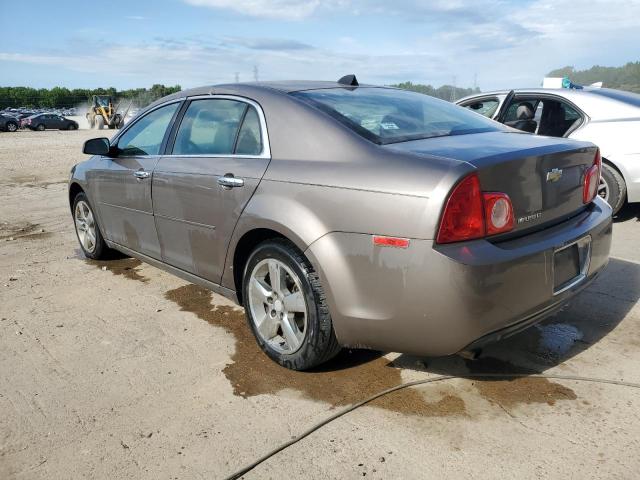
[548,62,640,93]
[392,82,480,101]
[0,84,182,110]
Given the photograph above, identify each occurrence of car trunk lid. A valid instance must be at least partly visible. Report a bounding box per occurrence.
[385,131,598,236]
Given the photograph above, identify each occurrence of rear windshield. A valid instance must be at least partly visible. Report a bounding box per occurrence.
[292,87,503,144]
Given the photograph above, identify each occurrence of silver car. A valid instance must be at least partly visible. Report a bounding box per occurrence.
[70,78,612,370]
[457,87,640,214]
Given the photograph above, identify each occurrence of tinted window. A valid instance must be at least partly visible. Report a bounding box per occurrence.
[235,107,263,155]
[292,87,502,144]
[172,99,247,155]
[462,98,499,118]
[117,102,179,156]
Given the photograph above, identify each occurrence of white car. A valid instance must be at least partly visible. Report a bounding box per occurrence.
[457,88,640,214]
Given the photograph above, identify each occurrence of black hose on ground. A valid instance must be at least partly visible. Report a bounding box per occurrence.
[223,372,640,480]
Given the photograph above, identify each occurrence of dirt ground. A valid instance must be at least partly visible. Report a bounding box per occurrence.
[1,129,639,479]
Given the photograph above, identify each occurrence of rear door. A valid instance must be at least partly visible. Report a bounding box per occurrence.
[89,101,181,258]
[152,96,270,283]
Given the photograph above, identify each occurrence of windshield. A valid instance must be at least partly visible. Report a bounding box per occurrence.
[292,87,503,144]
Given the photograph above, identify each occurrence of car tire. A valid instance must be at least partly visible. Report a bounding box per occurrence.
[36,123,45,131]
[599,163,626,215]
[72,192,110,260]
[67,123,77,130]
[242,239,341,370]
[6,122,18,132]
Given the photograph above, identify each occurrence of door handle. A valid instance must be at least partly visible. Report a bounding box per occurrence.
[217,176,244,189]
[133,170,150,180]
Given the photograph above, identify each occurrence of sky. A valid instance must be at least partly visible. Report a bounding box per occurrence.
[1,0,639,91]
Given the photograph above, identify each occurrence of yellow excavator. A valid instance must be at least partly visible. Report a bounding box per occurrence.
[86,95,131,130]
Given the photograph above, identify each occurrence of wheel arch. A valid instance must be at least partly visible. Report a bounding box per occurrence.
[69,182,84,212]
[229,225,312,305]
[602,156,625,178]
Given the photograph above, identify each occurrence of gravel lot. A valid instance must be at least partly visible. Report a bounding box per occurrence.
[1,129,639,479]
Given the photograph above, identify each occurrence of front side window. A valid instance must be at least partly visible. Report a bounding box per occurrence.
[292,87,503,145]
[172,99,250,155]
[117,102,179,156]
[462,98,499,118]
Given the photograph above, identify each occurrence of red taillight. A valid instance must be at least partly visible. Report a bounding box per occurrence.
[483,192,514,235]
[436,173,485,244]
[437,173,515,244]
[583,149,601,204]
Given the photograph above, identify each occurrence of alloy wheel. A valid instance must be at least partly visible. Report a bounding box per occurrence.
[247,258,308,354]
[598,177,609,203]
[74,200,97,253]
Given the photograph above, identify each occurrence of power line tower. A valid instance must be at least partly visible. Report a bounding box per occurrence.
[234,72,239,83]
[253,65,259,82]
[450,75,457,102]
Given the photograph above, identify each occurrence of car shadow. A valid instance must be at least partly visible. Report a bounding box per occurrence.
[388,257,640,377]
[614,202,640,223]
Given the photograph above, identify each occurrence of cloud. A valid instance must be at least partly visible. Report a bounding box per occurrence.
[182,0,341,20]
[222,37,313,51]
[125,15,147,20]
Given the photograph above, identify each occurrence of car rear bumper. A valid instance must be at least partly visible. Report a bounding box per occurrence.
[305,197,612,357]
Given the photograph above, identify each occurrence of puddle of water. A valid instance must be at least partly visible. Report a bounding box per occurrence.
[164,284,467,417]
[535,323,583,357]
[4,176,66,188]
[85,257,149,283]
[0,222,41,240]
[464,357,577,407]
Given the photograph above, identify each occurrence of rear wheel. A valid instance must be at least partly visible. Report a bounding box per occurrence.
[36,123,45,131]
[242,239,341,370]
[73,192,110,260]
[599,163,626,215]
[6,122,18,132]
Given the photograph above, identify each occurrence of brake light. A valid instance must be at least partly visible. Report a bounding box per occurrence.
[583,149,601,204]
[437,173,515,244]
[437,173,485,243]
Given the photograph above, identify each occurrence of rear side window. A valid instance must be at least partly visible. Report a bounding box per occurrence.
[172,99,249,155]
[235,107,263,155]
[292,87,502,145]
[117,102,179,156]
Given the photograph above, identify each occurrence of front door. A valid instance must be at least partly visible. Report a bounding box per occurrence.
[152,97,270,283]
[90,101,181,259]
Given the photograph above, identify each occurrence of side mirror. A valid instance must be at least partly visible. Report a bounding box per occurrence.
[83,137,110,156]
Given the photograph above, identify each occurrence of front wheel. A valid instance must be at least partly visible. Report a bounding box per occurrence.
[73,192,110,259]
[242,239,341,370]
[599,163,626,215]
[36,123,45,131]
[6,122,18,132]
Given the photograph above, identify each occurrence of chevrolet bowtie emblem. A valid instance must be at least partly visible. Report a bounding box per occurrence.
[546,168,563,182]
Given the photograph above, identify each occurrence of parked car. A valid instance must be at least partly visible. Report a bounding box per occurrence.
[457,87,640,214]
[69,78,612,370]
[0,113,19,132]
[22,113,79,131]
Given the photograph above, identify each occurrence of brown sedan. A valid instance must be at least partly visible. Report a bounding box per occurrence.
[69,78,612,370]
